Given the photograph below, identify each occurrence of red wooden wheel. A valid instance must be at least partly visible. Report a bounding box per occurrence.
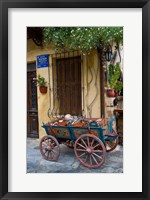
[105,130,118,152]
[105,137,118,152]
[74,134,106,168]
[39,135,60,161]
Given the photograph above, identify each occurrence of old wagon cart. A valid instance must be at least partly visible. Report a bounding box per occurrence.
[39,116,118,168]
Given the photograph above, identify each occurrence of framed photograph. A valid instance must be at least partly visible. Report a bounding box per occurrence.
[0,0,149,199]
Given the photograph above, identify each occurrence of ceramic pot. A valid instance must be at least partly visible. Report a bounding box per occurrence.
[107,89,116,97]
[39,86,47,94]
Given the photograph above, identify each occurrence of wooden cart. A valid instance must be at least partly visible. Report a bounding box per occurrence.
[39,117,118,169]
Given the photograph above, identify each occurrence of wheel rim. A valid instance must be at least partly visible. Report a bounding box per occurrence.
[74,134,106,168]
[39,135,60,161]
[105,138,118,152]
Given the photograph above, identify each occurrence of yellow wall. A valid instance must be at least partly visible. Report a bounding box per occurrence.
[27,39,101,138]
[82,51,101,118]
[36,68,50,137]
[27,40,54,137]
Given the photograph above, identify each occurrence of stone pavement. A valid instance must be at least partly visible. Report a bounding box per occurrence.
[27,138,123,173]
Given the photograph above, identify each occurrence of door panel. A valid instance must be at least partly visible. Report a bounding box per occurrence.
[56,56,81,115]
[27,70,39,138]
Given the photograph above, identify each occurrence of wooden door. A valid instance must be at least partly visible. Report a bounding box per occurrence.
[27,70,39,138]
[56,56,82,115]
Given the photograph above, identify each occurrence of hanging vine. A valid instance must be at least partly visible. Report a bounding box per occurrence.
[88,62,99,117]
[85,54,94,117]
[43,27,123,53]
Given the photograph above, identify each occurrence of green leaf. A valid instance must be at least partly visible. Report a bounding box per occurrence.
[43,27,123,53]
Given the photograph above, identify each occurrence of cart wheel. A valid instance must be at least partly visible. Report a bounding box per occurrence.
[39,135,60,161]
[74,134,106,168]
[105,137,118,152]
[105,130,118,152]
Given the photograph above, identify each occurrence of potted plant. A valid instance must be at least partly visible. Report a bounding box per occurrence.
[107,63,123,97]
[33,74,47,94]
[114,81,123,98]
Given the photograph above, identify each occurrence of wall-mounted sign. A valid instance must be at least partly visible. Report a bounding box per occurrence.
[36,54,49,68]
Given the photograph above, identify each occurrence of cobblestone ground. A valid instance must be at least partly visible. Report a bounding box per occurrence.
[27,138,123,173]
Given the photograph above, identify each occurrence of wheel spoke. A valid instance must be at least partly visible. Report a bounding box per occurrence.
[44,138,48,144]
[91,138,94,146]
[48,138,52,144]
[43,149,48,155]
[81,138,87,148]
[77,142,86,149]
[42,143,47,148]
[51,143,56,149]
[79,152,87,158]
[51,141,56,147]
[106,141,114,148]
[93,149,103,153]
[51,149,57,155]
[93,152,103,160]
[106,138,118,152]
[87,136,90,146]
[76,149,86,152]
[93,143,100,149]
[48,139,51,145]
[51,146,58,153]
[47,151,50,158]
[91,154,98,165]
[84,154,89,162]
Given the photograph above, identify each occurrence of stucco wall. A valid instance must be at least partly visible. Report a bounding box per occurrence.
[36,68,50,137]
[27,40,54,137]
[82,51,101,118]
[27,39,101,138]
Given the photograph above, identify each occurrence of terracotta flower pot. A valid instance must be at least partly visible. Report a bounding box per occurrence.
[107,89,116,97]
[39,86,47,94]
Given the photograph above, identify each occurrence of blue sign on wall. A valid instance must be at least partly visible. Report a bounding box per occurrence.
[36,54,49,68]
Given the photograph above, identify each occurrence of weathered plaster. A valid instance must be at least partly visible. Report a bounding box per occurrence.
[27,39,102,138]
